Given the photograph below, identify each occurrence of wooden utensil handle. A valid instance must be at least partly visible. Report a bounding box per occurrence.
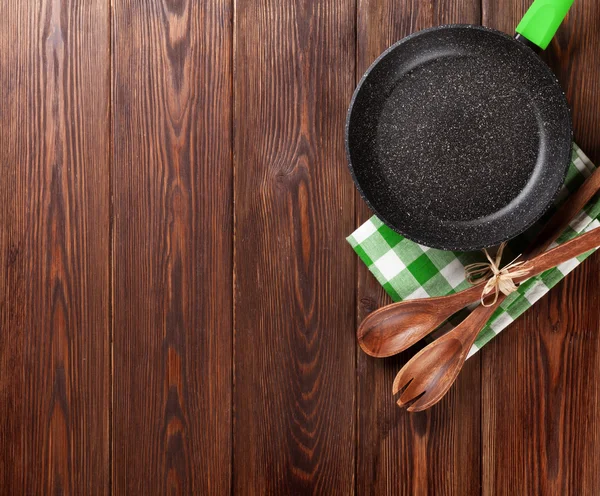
[517,226,600,283]
[458,227,600,355]
[526,167,600,259]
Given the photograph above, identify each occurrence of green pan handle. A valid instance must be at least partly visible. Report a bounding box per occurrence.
[516,0,574,50]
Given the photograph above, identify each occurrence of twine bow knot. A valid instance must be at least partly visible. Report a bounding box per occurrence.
[464,242,530,307]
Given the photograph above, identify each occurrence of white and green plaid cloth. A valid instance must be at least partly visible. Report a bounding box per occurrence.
[348,145,600,358]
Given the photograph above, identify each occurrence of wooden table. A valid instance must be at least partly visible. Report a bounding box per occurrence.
[1,0,599,494]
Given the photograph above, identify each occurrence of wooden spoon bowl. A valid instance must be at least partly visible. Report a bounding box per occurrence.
[358,285,483,357]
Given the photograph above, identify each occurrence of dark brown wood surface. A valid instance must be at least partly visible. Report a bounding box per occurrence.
[0,0,110,493]
[0,0,599,494]
[233,1,357,493]
[111,0,233,494]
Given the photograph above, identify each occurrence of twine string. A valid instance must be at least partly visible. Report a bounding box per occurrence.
[464,242,531,307]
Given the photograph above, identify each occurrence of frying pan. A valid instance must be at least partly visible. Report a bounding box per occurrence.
[346,0,574,251]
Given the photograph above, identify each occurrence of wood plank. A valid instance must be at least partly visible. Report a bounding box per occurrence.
[482,1,600,494]
[233,1,356,493]
[111,0,233,493]
[355,1,482,494]
[0,0,110,493]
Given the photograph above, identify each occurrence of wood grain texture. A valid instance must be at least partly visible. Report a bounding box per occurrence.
[0,0,110,493]
[111,0,233,493]
[355,0,482,493]
[3,0,600,492]
[482,1,600,494]
[233,1,357,493]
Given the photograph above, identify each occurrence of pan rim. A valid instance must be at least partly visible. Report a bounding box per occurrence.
[345,24,573,252]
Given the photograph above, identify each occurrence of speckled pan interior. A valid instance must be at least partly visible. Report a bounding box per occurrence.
[346,25,572,251]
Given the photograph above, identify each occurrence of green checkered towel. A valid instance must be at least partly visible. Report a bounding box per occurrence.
[348,145,600,358]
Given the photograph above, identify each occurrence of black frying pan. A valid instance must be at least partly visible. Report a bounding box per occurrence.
[346,0,574,251]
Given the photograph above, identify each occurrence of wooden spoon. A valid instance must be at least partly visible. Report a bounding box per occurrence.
[359,165,600,357]
[392,225,600,411]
